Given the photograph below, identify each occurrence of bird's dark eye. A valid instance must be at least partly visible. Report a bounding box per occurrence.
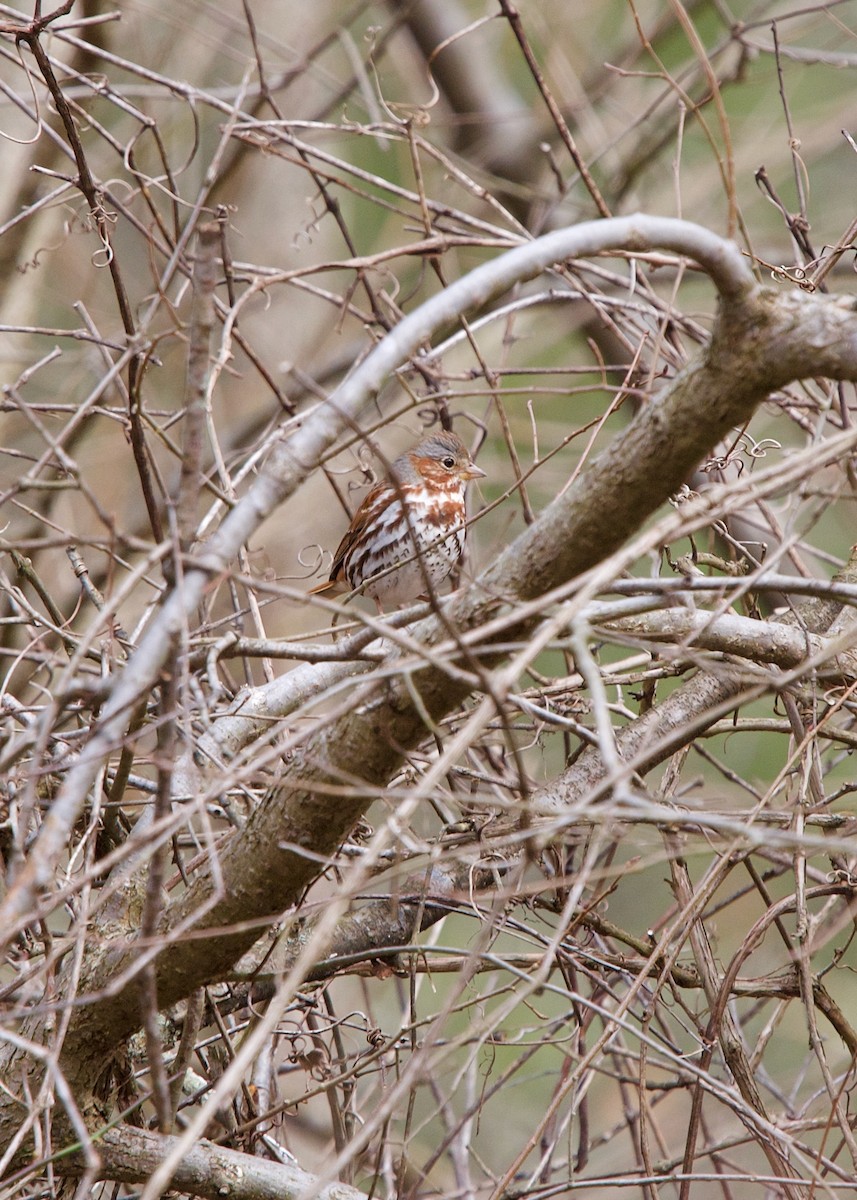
[441,456,456,469]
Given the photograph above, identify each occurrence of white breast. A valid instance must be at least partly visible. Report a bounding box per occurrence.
[361,484,466,604]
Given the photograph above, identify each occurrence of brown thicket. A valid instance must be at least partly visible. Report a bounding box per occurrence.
[3,3,857,1199]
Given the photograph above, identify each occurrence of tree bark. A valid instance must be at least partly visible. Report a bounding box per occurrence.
[80,1124,366,1200]
[5,218,857,1181]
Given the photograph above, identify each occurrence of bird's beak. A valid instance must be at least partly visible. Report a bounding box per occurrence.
[464,463,487,480]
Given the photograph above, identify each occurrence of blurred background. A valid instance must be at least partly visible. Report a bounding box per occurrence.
[3,2,857,1196]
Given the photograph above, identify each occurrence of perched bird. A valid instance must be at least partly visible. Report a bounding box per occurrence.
[309,430,485,608]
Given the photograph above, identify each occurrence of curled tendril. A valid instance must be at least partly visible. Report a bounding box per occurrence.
[668,484,699,507]
[770,264,817,292]
[91,241,114,267]
[744,436,781,459]
[701,454,742,475]
[298,544,328,573]
[702,432,782,476]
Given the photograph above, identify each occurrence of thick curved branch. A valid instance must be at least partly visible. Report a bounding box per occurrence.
[227,860,497,1004]
[8,219,857,1160]
[480,288,857,603]
[50,283,857,1093]
[0,214,756,944]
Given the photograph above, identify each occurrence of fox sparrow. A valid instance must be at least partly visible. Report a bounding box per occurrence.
[309,431,485,608]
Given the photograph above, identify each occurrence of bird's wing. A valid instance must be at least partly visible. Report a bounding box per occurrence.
[327,483,390,584]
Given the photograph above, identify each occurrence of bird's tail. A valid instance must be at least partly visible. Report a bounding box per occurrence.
[307,578,336,596]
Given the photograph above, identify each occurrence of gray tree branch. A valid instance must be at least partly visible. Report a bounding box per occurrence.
[6,217,857,1177]
[80,1123,366,1200]
[532,546,857,817]
[0,214,756,947]
[50,268,857,1095]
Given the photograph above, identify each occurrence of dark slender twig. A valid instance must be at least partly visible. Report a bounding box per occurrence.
[16,22,164,542]
[496,0,611,218]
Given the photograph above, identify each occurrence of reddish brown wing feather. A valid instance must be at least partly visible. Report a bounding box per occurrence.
[308,481,390,593]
